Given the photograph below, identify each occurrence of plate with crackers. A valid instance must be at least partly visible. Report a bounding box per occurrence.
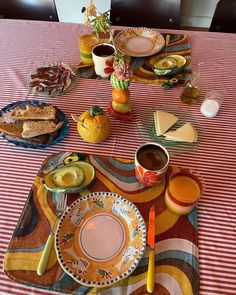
[0,100,69,148]
[137,105,203,156]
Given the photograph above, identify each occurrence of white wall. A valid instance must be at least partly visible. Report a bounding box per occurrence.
[180,0,219,28]
[55,0,110,24]
[55,0,219,28]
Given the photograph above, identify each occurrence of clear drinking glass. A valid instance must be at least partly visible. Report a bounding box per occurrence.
[200,90,224,118]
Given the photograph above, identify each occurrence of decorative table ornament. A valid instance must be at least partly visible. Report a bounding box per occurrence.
[108,51,135,120]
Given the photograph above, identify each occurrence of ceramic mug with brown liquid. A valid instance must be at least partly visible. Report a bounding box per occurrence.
[92,43,115,78]
[135,142,169,186]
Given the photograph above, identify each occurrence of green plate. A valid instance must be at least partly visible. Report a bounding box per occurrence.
[137,105,203,156]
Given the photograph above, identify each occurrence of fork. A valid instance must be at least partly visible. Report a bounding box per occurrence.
[37,192,67,276]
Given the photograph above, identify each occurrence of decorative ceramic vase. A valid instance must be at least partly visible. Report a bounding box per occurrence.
[107,55,134,121]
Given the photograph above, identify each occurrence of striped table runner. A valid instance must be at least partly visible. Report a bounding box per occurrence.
[0,19,236,295]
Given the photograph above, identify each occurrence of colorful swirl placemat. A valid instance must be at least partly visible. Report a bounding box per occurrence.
[4,152,199,295]
[77,33,191,86]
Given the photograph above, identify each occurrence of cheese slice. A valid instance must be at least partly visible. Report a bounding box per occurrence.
[154,110,178,136]
[164,122,197,143]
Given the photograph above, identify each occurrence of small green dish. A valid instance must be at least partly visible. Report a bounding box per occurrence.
[44,161,95,193]
[153,55,186,76]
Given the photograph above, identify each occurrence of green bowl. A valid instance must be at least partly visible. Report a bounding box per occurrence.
[153,55,187,76]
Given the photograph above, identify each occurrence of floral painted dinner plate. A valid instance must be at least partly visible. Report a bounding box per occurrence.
[55,192,146,287]
[114,27,165,57]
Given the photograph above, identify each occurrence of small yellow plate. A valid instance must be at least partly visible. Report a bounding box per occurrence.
[44,161,95,193]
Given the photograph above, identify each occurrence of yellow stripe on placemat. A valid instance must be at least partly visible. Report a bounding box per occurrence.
[156,265,194,295]
[96,171,165,203]
[132,74,168,84]
[156,208,180,234]
[35,177,56,227]
[170,34,188,46]
[115,157,133,163]
[4,248,57,271]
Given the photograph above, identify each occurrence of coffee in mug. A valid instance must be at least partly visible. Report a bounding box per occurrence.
[135,142,169,186]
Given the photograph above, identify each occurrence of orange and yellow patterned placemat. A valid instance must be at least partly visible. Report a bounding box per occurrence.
[4,152,199,295]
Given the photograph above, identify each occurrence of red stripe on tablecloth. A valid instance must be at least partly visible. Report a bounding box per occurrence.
[0,277,61,295]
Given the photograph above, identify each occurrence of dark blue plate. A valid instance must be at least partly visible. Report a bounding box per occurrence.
[0,100,69,149]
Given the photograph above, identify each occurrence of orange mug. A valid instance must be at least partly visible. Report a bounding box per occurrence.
[134,142,169,186]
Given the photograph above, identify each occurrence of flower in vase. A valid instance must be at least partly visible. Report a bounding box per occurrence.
[82,0,111,38]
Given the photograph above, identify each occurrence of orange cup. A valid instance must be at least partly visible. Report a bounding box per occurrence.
[165,171,203,215]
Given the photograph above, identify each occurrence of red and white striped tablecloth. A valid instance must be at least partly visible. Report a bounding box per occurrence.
[0,19,236,295]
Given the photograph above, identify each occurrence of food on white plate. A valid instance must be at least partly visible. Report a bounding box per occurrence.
[10,104,57,120]
[21,120,64,138]
[28,62,76,96]
[164,122,197,143]
[154,110,178,136]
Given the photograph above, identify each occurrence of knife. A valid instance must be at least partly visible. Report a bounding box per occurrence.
[147,205,156,293]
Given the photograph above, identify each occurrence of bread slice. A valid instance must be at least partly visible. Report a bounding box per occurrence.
[154,110,178,136]
[21,121,64,138]
[164,122,197,143]
[0,122,23,137]
[10,104,57,120]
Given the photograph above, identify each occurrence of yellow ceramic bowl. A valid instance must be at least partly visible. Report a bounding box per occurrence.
[44,161,95,193]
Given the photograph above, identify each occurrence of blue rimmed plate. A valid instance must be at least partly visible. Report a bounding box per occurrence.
[55,192,146,287]
[0,100,69,149]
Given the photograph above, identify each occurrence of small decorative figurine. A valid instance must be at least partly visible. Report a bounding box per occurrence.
[108,51,134,120]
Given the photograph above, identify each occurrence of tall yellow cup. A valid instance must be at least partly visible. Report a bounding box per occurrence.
[78,33,99,65]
